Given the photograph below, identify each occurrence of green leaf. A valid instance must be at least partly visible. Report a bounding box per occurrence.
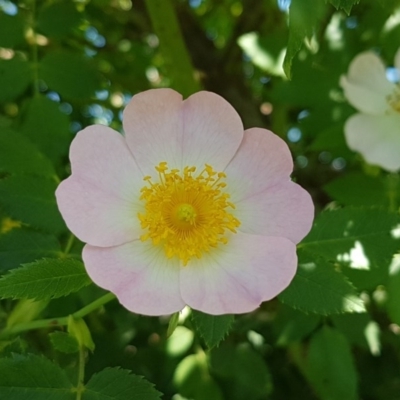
[386,261,400,325]
[283,0,326,78]
[305,326,358,400]
[300,208,400,267]
[324,173,400,208]
[174,353,223,400]
[0,353,73,399]
[209,343,273,400]
[40,52,100,99]
[0,228,61,272]
[274,305,320,346]
[19,96,70,163]
[329,0,360,14]
[167,312,180,338]
[0,128,56,177]
[232,344,273,399]
[0,258,91,300]
[37,2,82,39]
[49,331,79,354]
[0,175,66,233]
[0,13,25,48]
[84,367,162,400]
[0,59,31,102]
[191,310,234,348]
[279,253,365,315]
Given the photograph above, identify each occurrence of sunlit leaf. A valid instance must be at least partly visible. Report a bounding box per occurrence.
[279,252,365,315]
[300,208,400,267]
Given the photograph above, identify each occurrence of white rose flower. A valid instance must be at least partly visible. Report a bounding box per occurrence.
[340,49,400,172]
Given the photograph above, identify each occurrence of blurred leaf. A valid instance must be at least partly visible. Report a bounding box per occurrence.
[300,208,400,267]
[0,228,60,272]
[166,326,194,357]
[191,310,234,348]
[305,326,358,400]
[232,344,273,399]
[37,1,82,39]
[274,306,320,346]
[0,59,31,102]
[324,173,400,208]
[283,0,326,78]
[19,96,70,163]
[40,52,100,99]
[329,0,360,14]
[174,353,223,400]
[68,316,95,351]
[0,258,91,300]
[0,128,56,177]
[84,367,162,400]
[49,331,79,354]
[210,343,273,400]
[6,299,49,329]
[0,353,73,399]
[279,252,365,315]
[0,13,25,48]
[166,312,180,338]
[0,175,66,233]
[386,260,400,325]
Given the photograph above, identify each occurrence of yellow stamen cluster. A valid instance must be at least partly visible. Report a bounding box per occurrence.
[387,86,400,113]
[138,161,240,265]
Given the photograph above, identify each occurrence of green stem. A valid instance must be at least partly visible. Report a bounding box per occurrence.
[63,233,75,256]
[75,346,86,400]
[144,0,201,97]
[30,0,40,97]
[0,292,116,339]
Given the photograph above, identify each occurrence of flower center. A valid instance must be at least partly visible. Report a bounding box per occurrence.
[138,162,240,265]
[387,85,400,113]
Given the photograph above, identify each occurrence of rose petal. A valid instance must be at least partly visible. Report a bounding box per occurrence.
[345,113,400,172]
[225,128,294,198]
[180,91,243,171]
[181,233,297,315]
[340,52,394,114]
[123,89,243,174]
[83,241,184,316]
[56,125,144,246]
[235,181,314,244]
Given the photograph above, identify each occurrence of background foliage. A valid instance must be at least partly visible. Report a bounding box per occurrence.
[1,0,400,398]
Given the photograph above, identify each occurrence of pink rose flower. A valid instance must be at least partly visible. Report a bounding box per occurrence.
[56,89,314,315]
[340,49,400,172]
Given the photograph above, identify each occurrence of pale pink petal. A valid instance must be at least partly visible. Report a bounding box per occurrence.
[234,181,314,244]
[340,52,394,114]
[345,113,400,172]
[56,125,144,246]
[180,233,297,315]
[83,241,184,316]
[223,128,313,243]
[123,89,243,174]
[224,128,294,198]
[180,91,243,171]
